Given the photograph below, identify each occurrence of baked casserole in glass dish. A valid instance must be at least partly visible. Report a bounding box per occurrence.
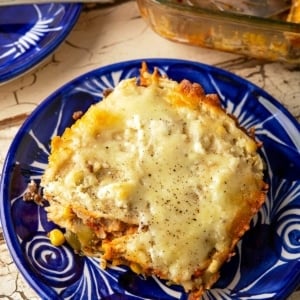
[137,0,300,63]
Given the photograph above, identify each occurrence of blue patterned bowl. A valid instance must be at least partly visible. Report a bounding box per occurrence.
[1,59,300,300]
[0,3,81,83]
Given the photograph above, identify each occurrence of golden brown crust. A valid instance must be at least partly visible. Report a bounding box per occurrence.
[42,63,267,299]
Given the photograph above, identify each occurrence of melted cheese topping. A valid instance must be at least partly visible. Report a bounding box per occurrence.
[43,75,265,293]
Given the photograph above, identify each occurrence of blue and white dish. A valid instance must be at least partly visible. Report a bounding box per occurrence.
[1,59,300,299]
[0,3,81,84]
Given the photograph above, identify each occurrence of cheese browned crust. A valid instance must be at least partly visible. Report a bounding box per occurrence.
[41,63,267,299]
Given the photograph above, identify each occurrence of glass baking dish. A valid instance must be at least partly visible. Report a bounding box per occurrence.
[137,0,300,63]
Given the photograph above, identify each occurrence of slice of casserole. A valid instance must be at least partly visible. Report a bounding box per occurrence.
[41,63,267,299]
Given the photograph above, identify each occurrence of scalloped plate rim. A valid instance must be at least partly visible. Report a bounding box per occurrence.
[1,58,300,300]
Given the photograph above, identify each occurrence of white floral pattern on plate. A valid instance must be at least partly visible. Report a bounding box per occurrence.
[0,3,81,83]
[1,59,299,300]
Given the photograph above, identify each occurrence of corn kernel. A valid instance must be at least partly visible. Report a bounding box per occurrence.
[130,262,142,274]
[49,229,65,246]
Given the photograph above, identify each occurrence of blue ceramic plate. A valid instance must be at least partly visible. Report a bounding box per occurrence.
[1,59,300,300]
[0,3,81,83]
